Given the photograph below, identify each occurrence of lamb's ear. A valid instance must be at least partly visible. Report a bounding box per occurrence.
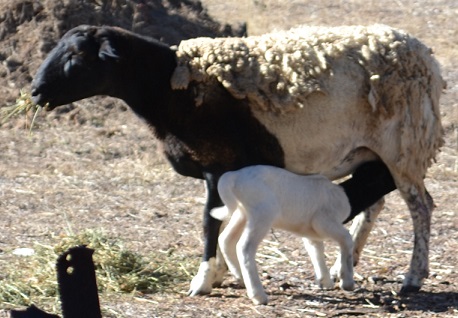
[98,39,120,61]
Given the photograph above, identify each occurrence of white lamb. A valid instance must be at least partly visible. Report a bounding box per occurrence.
[211,165,354,305]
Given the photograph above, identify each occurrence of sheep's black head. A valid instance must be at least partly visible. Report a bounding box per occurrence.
[31,25,124,109]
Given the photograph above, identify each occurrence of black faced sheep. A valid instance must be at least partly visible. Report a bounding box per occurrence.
[211,165,355,305]
[30,24,444,295]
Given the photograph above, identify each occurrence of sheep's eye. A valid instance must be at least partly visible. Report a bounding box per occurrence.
[63,54,74,76]
[63,49,93,77]
[63,53,83,76]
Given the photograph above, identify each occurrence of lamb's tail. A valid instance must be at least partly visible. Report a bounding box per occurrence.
[210,206,231,221]
[210,172,239,221]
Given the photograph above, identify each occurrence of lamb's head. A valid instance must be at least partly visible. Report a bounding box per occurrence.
[31,25,123,109]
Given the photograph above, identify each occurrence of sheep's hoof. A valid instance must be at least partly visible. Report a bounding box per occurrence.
[188,281,212,296]
[188,260,216,296]
[339,280,355,291]
[400,274,423,294]
[400,284,421,295]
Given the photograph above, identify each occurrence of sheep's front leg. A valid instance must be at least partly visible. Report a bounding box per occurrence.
[188,173,227,296]
[348,198,384,266]
[302,238,334,289]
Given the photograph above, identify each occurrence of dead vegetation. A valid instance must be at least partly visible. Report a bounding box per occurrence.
[0,229,198,314]
[0,0,456,317]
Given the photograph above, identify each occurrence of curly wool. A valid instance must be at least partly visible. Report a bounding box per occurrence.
[171,24,436,114]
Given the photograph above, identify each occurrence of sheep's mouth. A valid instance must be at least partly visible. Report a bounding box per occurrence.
[30,89,57,110]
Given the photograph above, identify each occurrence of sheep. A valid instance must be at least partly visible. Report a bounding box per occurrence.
[210,165,355,305]
[30,24,444,296]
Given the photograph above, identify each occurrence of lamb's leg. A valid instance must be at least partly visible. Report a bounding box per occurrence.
[331,199,383,281]
[237,220,271,305]
[326,227,355,291]
[303,238,334,289]
[189,173,226,296]
[218,209,246,284]
[348,198,385,266]
[214,246,228,287]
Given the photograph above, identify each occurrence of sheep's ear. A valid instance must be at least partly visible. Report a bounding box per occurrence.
[98,39,120,61]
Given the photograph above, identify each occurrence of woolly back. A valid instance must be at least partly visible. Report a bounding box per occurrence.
[171,24,438,115]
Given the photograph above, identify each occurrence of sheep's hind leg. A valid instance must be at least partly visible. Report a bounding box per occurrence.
[398,183,433,293]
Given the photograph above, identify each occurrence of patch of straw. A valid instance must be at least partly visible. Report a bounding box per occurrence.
[0,230,197,312]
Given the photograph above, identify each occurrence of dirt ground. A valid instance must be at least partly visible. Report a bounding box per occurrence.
[0,0,457,317]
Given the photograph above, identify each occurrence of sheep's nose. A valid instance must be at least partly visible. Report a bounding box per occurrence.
[31,87,38,96]
[30,86,44,105]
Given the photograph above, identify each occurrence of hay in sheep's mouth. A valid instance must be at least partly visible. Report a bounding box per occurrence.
[0,90,47,131]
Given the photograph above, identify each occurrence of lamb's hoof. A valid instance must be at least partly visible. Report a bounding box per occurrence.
[236,278,246,288]
[250,293,268,305]
[318,277,334,290]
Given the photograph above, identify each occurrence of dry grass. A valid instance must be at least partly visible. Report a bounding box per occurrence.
[0,229,199,315]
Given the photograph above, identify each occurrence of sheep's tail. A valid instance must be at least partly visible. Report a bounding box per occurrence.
[210,172,239,221]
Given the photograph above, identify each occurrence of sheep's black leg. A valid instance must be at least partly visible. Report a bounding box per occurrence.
[188,172,225,296]
[203,173,224,260]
